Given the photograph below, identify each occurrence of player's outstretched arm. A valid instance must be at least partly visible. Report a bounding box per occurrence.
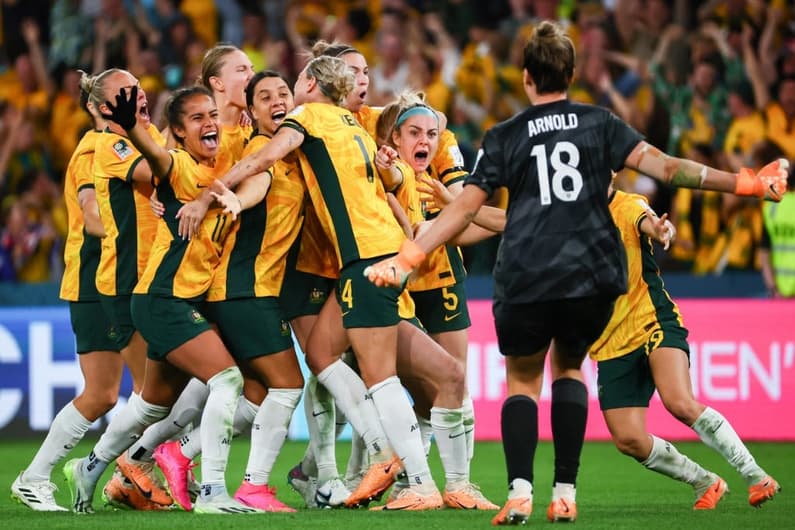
[419,176,506,232]
[625,141,788,202]
[209,171,271,221]
[221,125,304,190]
[364,184,487,287]
[103,85,172,178]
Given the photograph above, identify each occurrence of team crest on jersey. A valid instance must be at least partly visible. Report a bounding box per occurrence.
[112,139,134,161]
[189,309,206,324]
[448,145,464,167]
[309,287,326,304]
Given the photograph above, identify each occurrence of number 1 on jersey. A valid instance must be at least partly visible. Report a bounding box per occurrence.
[530,141,583,205]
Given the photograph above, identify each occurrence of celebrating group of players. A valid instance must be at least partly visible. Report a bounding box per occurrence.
[11,20,781,524]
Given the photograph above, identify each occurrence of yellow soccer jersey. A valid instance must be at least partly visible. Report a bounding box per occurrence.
[409,129,469,291]
[765,103,795,160]
[391,160,425,227]
[282,102,404,268]
[94,125,165,296]
[134,149,236,298]
[221,122,253,163]
[207,134,306,301]
[589,191,684,362]
[723,112,766,157]
[430,129,468,189]
[389,162,419,319]
[60,129,103,302]
[295,201,340,279]
[352,104,382,140]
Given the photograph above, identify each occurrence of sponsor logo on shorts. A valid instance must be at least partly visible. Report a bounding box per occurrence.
[310,288,326,304]
[190,309,206,324]
[280,320,290,336]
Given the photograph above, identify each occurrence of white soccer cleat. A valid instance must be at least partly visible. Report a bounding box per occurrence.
[344,469,366,493]
[315,478,351,508]
[63,458,97,514]
[193,492,262,514]
[287,462,319,508]
[11,473,68,512]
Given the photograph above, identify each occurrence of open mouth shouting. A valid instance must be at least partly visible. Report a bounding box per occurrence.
[200,130,219,150]
[271,109,287,126]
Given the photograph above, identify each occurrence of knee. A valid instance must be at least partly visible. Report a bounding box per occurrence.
[663,397,702,425]
[209,365,243,394]
[612,433,648,459]
[305,348,336,376]
[78,388,118,418]
[440,356,465,395]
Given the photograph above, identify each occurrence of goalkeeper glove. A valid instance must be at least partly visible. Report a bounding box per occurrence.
[101,85,139,131]
[735,158,789,202]
[363,240,426,288]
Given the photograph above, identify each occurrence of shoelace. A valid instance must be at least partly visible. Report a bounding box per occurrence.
[30,481,59,496]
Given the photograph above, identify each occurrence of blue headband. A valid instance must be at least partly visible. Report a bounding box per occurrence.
[395,105,438,128]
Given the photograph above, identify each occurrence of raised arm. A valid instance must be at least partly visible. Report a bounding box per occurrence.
[758,5,783,86]
[21,20,55,99]
[741,23,770,110]
[102,85,172,178]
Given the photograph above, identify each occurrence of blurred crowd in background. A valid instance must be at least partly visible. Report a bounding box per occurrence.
[0,0,793,284]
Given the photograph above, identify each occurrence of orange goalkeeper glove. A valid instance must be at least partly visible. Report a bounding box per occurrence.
[363,240,427,288]
[735,158,789,202]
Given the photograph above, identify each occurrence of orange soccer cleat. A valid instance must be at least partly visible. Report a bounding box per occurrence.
[102,470,171,511]
[369,487,443,511]
[115,451,172,507]
[345,456,400,508]
[694,475,729,510]
[547,498,577,522]
[748,475,780,508]
[491,497,533,525]
[443,482,500,510]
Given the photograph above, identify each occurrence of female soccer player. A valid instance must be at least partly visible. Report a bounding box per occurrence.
[373,91,498,510]
[200,44,255,161]
[321,41,482,470]
[118,43,257,497]
[75,68,173,508]
[64,85,254,515]
[10,80,132,512]
[591,187,780,510]
[157,71,305,513]
[215,55,444,510]
[364,20,787,525]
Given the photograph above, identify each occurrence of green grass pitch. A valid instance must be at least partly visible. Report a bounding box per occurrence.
[1,438,790,529]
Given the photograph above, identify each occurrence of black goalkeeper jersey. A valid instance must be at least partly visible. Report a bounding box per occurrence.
[465,99,644,304]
